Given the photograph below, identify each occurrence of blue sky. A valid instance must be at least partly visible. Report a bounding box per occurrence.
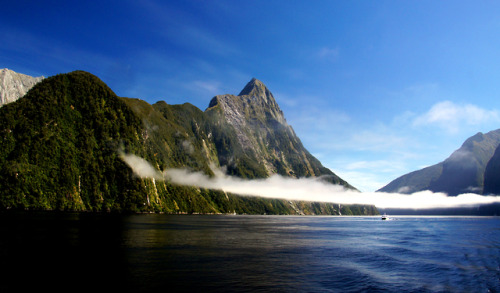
[2,0,500,191]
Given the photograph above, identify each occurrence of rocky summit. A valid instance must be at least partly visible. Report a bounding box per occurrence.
[207,78,353,187]
[0,68,44,107]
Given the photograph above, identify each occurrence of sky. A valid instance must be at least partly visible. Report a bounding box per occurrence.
[2,0,500,192]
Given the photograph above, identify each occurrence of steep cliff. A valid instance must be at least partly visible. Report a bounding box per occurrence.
[206,78,354,187]
[0,68,44,106]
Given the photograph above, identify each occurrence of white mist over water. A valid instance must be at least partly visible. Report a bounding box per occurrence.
[120,153,500,209]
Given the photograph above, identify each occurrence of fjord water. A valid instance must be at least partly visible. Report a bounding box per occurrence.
[1,213,499,292]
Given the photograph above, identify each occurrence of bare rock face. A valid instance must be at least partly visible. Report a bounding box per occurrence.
[206,78,354,188]
[207,78,290,150]
[0,68,44,107]
[207,78,298,174]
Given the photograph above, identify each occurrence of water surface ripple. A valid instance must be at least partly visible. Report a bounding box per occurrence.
[1,213,499,292]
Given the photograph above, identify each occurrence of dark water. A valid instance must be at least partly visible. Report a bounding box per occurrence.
[1,213,499,292]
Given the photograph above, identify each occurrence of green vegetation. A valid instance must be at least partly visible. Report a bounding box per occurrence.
[0,71,377,215]
[0,71,146,211]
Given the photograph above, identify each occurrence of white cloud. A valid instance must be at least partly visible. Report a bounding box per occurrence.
[119,152,164,180]
[120,153,500,209]
[413,101,500,133]
[287,103,425,192]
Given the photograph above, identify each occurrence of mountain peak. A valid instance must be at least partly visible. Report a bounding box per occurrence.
[238,78,270,97]
[209,78,286,126]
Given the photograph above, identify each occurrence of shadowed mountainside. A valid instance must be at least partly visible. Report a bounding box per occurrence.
[379,129,500,196]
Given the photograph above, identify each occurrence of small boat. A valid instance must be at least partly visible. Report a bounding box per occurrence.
[381,213,388,220]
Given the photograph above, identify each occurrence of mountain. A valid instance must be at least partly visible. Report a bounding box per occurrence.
[0,68,44,106]
[0,70,376,215]
[379,129,500,195]
[483,144,500,195]
[206,78,354,186]
[0,71,145,211]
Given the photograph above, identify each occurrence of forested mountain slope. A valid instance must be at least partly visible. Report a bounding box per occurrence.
[0,71,376,215]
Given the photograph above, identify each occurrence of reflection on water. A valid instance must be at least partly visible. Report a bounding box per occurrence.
[1,213,499,292]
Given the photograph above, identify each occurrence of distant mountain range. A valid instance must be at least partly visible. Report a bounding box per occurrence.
[379,129,500,215]
[0,70,376,215]
[379,130,500,196]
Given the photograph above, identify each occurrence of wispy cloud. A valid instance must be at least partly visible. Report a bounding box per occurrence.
[328,157,412,192]
[120,153,500,209]
[134,0,241,58]
[344,160,407,173]
[120,152,164,180]
[341,128,410,152]
[288,104,351,133]
[1,26,124,79]
[413,101,500,133]
[286,104,358,156]
[317,47,340,62]
[186,80,222,96]
[125,49,250,106]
